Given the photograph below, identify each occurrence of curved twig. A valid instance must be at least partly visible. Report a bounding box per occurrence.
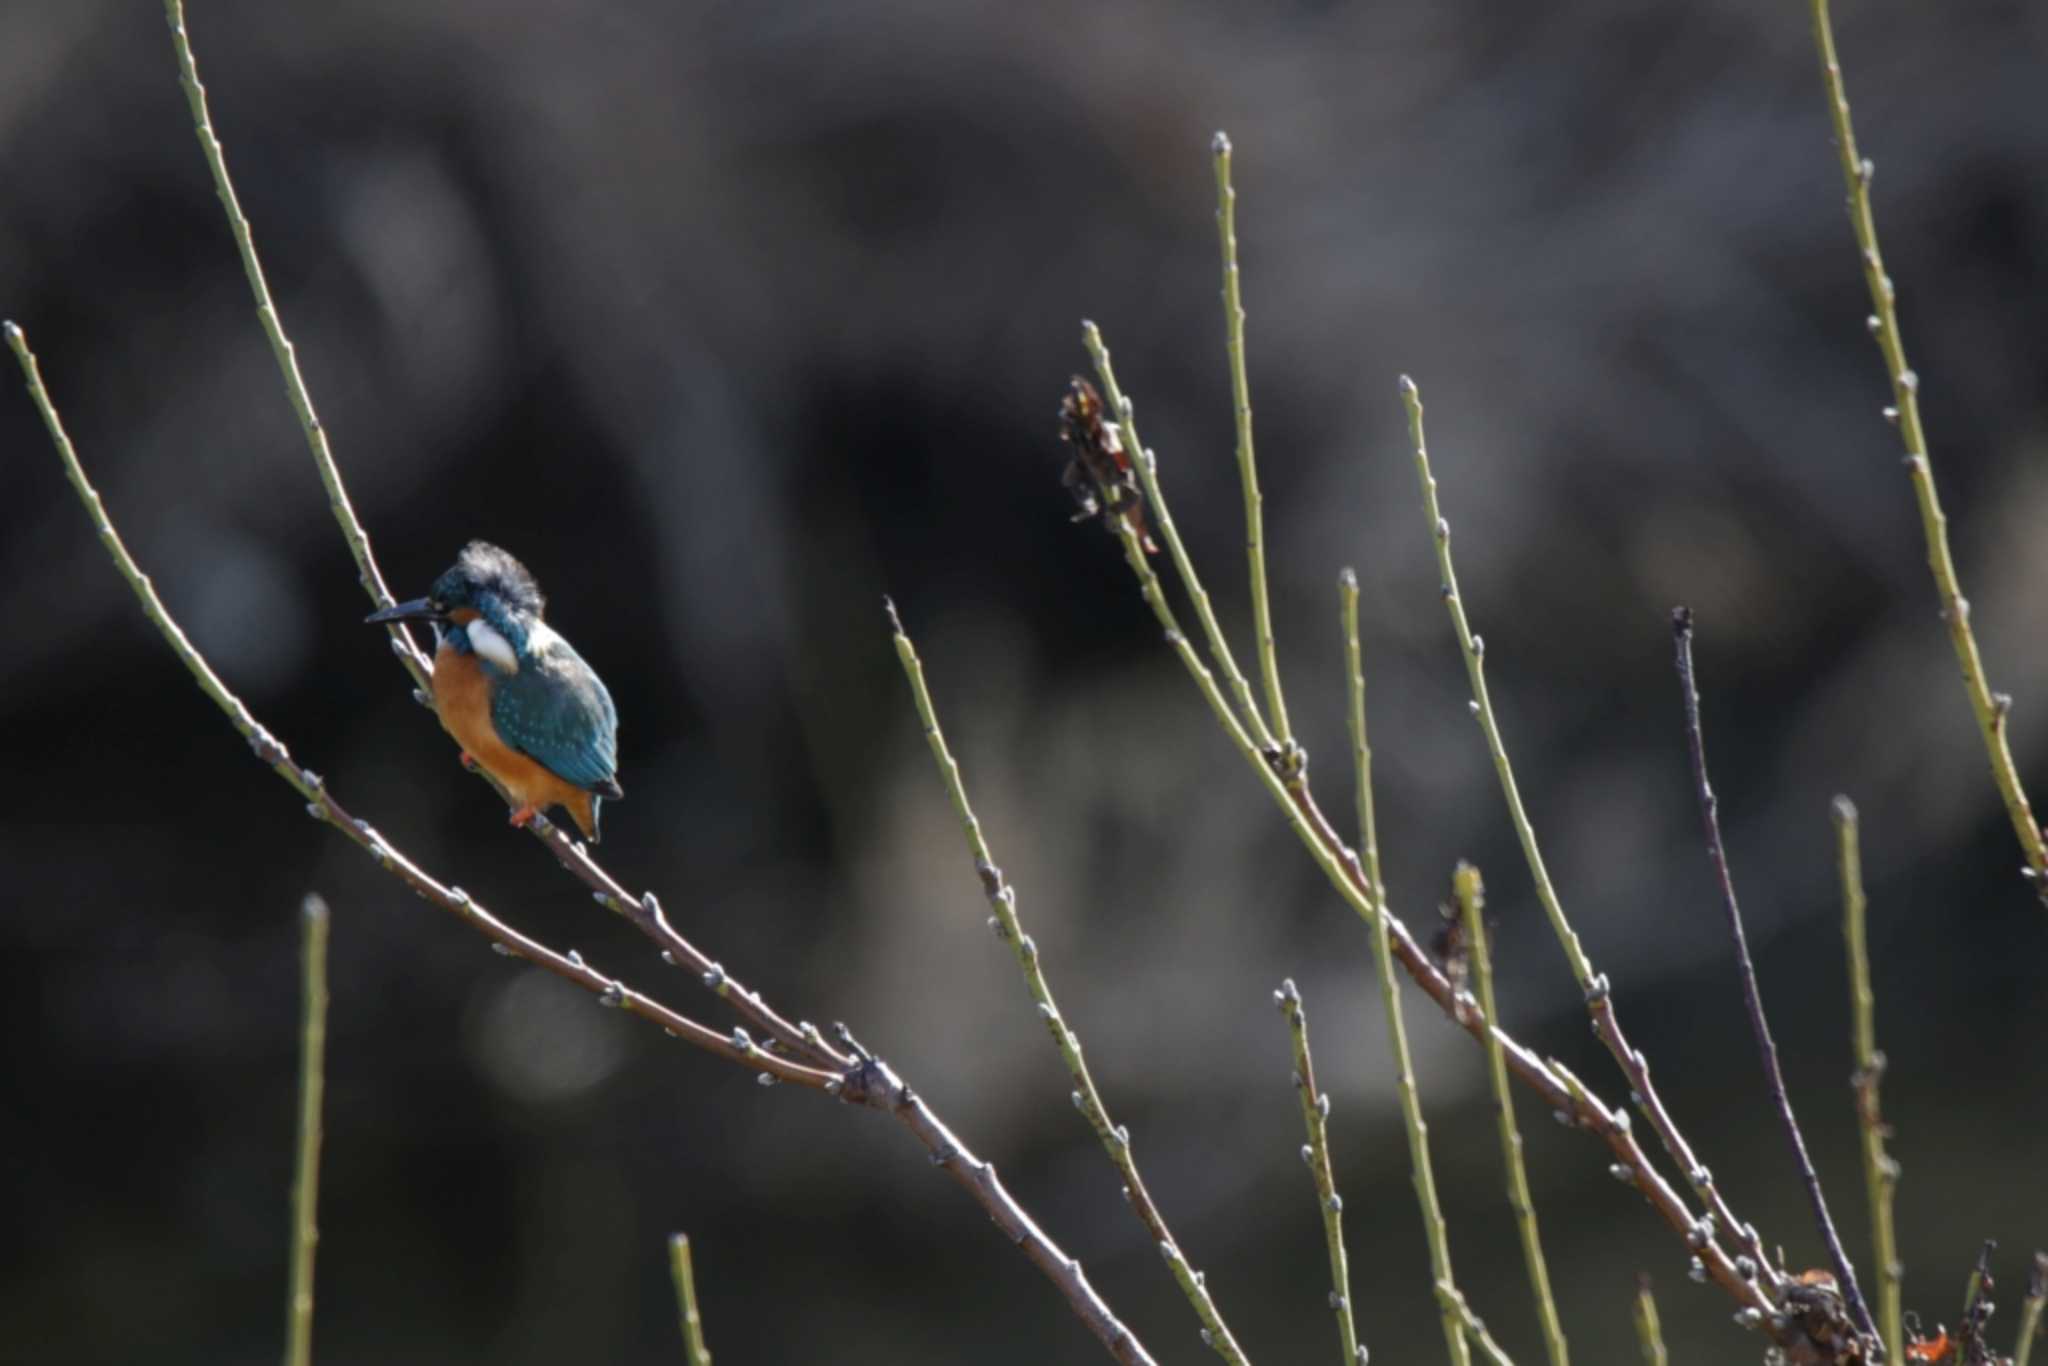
[1805,0,2048,899]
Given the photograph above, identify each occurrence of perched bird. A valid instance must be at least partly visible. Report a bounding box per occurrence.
[367,541,622,842]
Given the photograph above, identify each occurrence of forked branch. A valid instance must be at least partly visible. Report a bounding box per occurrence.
[1400,375,1783,1304]
[1072,323,1777,1335]
[160,0,847,1077]
[7,321,1157,1366]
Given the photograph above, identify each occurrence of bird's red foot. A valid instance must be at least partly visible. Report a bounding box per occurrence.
[458,752,480,772]
[509,804,539,829]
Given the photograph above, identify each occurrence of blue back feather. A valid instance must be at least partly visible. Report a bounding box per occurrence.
[487,630,619,793]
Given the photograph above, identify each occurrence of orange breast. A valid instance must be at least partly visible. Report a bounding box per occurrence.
[432,641,596,837]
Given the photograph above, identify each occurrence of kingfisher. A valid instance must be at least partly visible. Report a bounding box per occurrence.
[367,541,623,842]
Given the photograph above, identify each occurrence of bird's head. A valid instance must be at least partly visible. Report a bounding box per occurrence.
[366,541,547,670]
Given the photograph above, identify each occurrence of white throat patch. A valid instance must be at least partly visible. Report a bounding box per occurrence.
[467,618,520,673]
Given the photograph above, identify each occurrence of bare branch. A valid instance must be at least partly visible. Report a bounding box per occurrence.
[162,0,428,669]
[1402,374,1784,1304]
[1274,979,1364,1365]
[1342,573,1474,1366]
[889,601,1247,1364]
[1211,131,1293,752]
[285,894,329,1366]
[670,1234,712,1366]
[1805,0,2048,901]
[1082,322,1281,758]
[7,321,1157,1366]
[1633,1275,1668,1366]
[1673,608,1878,1352]
[1456,863,1569,1366]
[158,0,848,1076]
[1837,796,1902,1359]
[1064,339,1776,1331]
[2015,1252,2046,1366]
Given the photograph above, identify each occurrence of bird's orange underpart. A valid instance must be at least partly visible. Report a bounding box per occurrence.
[432,641,603,842]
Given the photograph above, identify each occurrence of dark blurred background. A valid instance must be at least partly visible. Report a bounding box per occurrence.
[4,1,2046,1361]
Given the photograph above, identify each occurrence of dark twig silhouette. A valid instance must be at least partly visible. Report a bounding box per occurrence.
[1673,607,1880,1355]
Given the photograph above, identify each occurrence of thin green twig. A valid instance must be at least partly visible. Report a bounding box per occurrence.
[1083,322,1281,758]
[1402,377,1590,990]
[161,0,426,672]
[1210,132,1292,752]
[1274,979,1364,1365]
[1400,376,1782,1298]
[669,1234,712,1366]
[888,603,1250,1365]
[1069,326,1778,1331]
[1343,571,1473,1366]
[1455,863,1568,1366]
[1806,0,2048,898]
[1835,796,1901,1359]
[285,893,330,1366]
[1632,1275,1668,1366]
[2015,1252,2046,1366]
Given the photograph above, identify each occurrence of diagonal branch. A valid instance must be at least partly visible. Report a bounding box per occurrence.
[1672,607,1878,1351]
[1083,322,1281,758]
[159,0,847,1074]
[1066,328,1777,1333]
[7,321,1157,1366]
[1805,0,2048,899]
[889,601,1250,1364]
[1402,374,1784,1302]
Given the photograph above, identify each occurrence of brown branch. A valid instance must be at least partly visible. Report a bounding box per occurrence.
[1282,740,1777,1325]
[158,0,848,1076]
[1075,332,1789,1339]
[1401,375,1785,1304]
[1672,607,1879,1353]
[7,321,1157,1366]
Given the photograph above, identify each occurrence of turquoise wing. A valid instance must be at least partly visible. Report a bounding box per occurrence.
[489,631,620,794]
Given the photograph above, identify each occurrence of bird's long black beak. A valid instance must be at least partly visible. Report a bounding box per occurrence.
[364,597,444,625]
